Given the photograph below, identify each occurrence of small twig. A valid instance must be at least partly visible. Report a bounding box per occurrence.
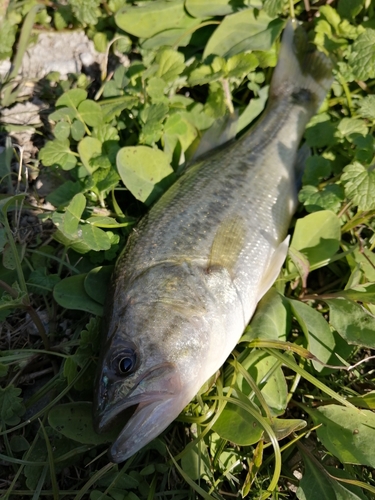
[18,366,54,384]
[348,355,375,371]
[0,279,19,299]
[26,306,50,351]
[221,78,234,115]
[13,144,28,238]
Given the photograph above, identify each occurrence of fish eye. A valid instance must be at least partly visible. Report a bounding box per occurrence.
[113,349,137,376]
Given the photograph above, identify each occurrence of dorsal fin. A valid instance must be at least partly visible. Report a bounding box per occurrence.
[192,111,239,161]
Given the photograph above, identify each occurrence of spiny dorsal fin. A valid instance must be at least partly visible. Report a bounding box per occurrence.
[192,111,239,161]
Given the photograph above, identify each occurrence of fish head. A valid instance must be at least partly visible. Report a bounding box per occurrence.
[93,282,210,463]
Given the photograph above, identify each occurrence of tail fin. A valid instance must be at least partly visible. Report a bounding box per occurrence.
[270,20,333,109]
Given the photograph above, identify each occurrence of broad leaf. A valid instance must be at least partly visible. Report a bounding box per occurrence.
[311,405,375,467]
[290,211,341,267]
[115,0,192,39]
[53,274,103,316]
[117,146,175,205]
[325,297,375,348]
[49,402,118,445]
[203,9,284,58]
[288,299,337,372]
[242,288,290,342]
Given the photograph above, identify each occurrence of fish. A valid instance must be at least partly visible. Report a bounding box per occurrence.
[93,19,333,463]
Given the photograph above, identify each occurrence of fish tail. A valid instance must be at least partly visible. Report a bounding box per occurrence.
[270,20,333,109]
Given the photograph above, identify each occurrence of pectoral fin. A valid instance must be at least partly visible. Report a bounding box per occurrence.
[256,236,290,301]
[208,216,246,276]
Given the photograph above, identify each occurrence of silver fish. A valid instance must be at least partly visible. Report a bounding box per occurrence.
[93,20,333,463]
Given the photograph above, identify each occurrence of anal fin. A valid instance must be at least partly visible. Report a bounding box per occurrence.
[256,236,290,301]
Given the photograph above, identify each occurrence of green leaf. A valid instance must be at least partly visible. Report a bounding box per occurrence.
[139,103,169,145]
[188,60,225,86]
[181,440,210,481]
[0,363,9,378]
[117,146,175,206]
[348,391,375,410]
[2,243,25,271]
[212,401,264,446]
[49,106,77,122]
[93,124,120,143]
[297,452,365,500]
[325,297,375,348]
[205,82,226,119]
[349,29,375,81]
[266,417,306,441]
[46,180,83,207]
[115,0,191,39]
[238,350,288,416]
[337,118,368,141]
[27,267,60,296]
[290,211,341,267]
[338,0,364,19]
[80,225,112,252]
[263,0,285,17]
[349,247,375,282]
[155,49,185,83]
[203,9,284,58]
[84,265,114,305]
[49,402,118,445]
[319,5,341,32]
[288,247,310,287]
[77,100,103,127]
[0,385,25,426]
[77,137,102,175]
[302,156,332,187]
[86,216,133,228]
[341,162,375,211]
[53,274,103,315]
[336,283,375,303]
[10,435,30,453]
[146,76,167,101]
[54,121,71,140]
[163,113,198,156]
[140,103,169,125]
[0,19,17,60]
[305,113,337,148]
[100,96,138,122]
[357,95,375,121]
[39,139,77,170]
[185,0,247,17]
[69,0,101,25]
[63,193,86,234]
[71,119,86,141]
[241,288,290,343]
[298,184,345,214]
[0,195,27,217]
[311,405,375,467]
[288,299,337,372]
[56,89,87,108]
[226,52,259,79]
[141,21,201,50]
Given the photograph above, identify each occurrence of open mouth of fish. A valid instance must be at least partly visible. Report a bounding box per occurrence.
[95,363,184,462]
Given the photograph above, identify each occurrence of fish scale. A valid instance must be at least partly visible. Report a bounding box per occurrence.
[94,20,333,463]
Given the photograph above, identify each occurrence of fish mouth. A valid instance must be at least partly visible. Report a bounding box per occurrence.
[94,363,186,463]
